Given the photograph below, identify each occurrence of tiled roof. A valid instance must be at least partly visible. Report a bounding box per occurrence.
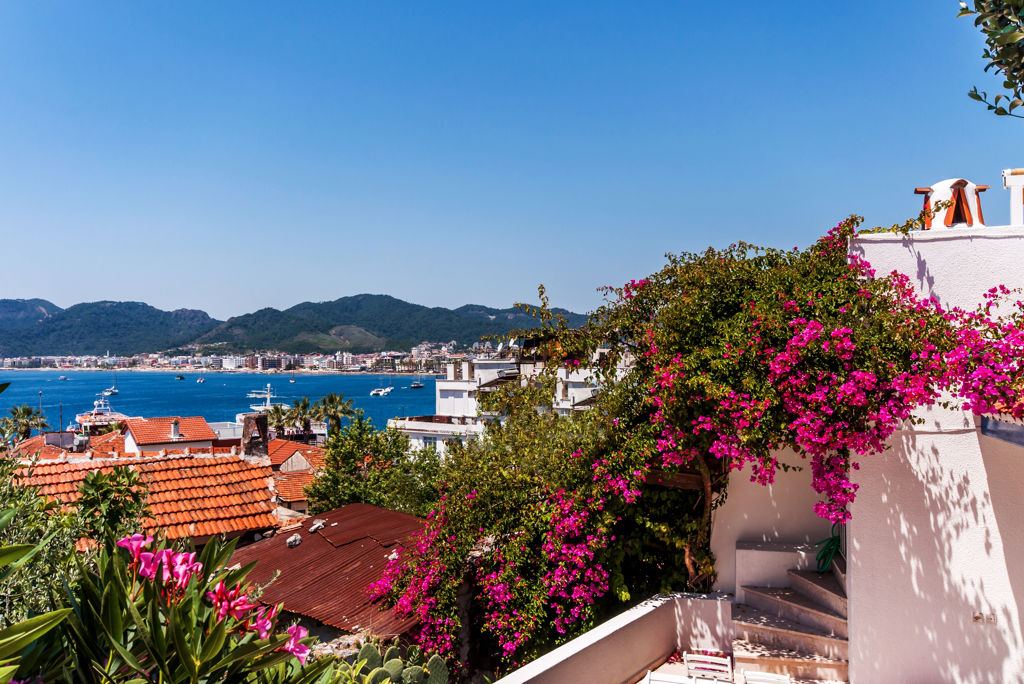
[231,504,423,637]
[8,435,65,460]
[125,417,218,445]
[15,454,279,541]
[268,438,325,470]
[273,470,315,503]
[90,431,127,454]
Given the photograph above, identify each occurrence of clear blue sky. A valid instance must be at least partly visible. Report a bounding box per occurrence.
[0,2,1014,320]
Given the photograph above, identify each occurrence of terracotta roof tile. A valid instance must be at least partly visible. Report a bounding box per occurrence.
[124,417,218,446]
[268,439,325,470]
[273,470,316,503]
[14,454,278,541]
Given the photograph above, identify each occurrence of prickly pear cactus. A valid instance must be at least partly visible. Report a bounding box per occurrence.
[357,642,384,673]
[383,645,402,662]
[366,667,392,684]
[401,665,426,684]
[405,644,423,666]
[383,658,405,682]
[424,654,448,684]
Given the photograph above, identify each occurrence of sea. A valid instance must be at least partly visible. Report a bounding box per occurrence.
[0,370,436,433]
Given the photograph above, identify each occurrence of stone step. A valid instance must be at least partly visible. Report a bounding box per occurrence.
[742,586,848,639]
[733,638,848,682]
[786,570,847,618]
[732,603,848,661]
[830,557,846,596]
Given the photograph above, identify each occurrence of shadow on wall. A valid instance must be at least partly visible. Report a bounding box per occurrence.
[850,426,1024,682]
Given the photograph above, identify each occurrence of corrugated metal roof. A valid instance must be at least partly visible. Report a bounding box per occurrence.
[231,503,423,637]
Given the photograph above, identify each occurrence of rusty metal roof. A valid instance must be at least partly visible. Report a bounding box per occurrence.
[231,503,423,637]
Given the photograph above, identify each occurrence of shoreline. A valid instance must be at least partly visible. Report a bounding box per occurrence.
[0,368,436,376]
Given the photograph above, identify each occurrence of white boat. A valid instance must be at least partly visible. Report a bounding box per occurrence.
[370,387,386,397]
[411,375,425,389]
[197,371,206,384]
[247,383,287,412]
[102,370,119,396]
[76,397,129,432]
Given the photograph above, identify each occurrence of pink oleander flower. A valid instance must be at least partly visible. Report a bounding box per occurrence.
[251,605,278,639]
[116,533,154,563]
[284,624,310,664]
[206,580,256,621]
[169,551,203,590]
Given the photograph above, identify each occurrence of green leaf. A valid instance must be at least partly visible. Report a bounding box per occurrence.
[168,607,198,680]
[0,608,71,661]
[0,544,34,570]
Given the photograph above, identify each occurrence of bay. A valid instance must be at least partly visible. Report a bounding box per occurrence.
[0,370,435,432]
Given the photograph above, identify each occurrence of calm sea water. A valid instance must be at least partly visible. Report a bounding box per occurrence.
[0,370,436,432]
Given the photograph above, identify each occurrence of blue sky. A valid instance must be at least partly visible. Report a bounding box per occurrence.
[0,2,1014,320]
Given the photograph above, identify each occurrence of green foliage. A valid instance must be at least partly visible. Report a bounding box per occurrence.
[306,410,442,517]
[314,393,356,435]
[334,642,448,684]
[960,1,1024,116]
[74,467,152,541]
[31,536,327,683]
[0,459,82,628]
[2,405,48,442]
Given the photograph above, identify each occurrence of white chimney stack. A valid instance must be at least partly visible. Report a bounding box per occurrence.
[914,178,988,229]
[1002,168,1024,226]
[170,418,180,439]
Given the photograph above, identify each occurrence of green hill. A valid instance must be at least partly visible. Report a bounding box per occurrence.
[0,301,219,356]
[0,298,62,330]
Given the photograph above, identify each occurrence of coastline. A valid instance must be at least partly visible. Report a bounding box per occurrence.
[1,368,433,376]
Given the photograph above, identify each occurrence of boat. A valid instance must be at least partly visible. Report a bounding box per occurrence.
[102,370,119,396]
[75,397,129,433]
[410,375,425,389]
[370,387,386,397]
[289,376,296,383]
[197,371,206,384]
[247,383,287,412]
[175,374,185,380]
[57,375,68,381]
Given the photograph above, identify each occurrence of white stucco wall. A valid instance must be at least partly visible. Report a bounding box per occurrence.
[710,452,832,595]
[846,227,1024,682]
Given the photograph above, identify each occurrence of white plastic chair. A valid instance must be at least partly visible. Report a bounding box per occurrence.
[683,653,733,682]
[640,670,694,684]
[741,671,793,683]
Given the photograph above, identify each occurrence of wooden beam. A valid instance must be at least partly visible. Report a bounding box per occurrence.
[648,469,704,490]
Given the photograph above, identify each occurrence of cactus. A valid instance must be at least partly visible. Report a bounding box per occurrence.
[383,645,403,663]
[383,658,405,682]
[366,667,392,684]
[405,644,423,666]
[402,666,426,684]
[357,642,383,673]
[424,654,448,684]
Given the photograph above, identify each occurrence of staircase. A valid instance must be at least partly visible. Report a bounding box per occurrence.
[731,558,849,682]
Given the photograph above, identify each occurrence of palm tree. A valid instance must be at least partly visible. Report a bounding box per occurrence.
[264,404,289,436]
[3,404,49,441]
[286,397,313,442]
[314,393,355,434]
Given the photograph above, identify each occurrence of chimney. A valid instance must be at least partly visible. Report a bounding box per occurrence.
[170,418,180,440]
[914,178,988,229]
[446,363,456,381]
[1003,168,1024,225]
[240,412,269,460]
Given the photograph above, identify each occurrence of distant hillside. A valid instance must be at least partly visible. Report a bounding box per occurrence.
[0,299,62,330]
[198,294,588,353]
[0,302,219,356]
[0,295,587,356]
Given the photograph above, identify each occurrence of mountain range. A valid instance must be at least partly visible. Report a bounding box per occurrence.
[0,295,587,356]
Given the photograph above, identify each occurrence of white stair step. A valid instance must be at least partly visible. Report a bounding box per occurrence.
[732,638,848,682]
[787,570,847,618]
[732,603,848,661]
[830,557,846,596]
[742,586,847,639]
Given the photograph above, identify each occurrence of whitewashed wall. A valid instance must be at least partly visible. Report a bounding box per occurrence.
[847,227,1024,682]
[710,452,832,595]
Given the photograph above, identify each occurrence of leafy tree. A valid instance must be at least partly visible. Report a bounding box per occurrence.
[2,405,48,441]
[313,392,355,434]
[74,467,152,541]
[306,410,441,517]
[286,397,314,441]
[265,404,289,434]
[960,1,1024,116]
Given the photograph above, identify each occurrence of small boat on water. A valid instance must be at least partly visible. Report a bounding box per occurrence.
[102,370,119,396]
[57,375,68,381]
[197,371,206,384]
[410,375,425,389]
[247,383,287,412]
[175,374,185,380]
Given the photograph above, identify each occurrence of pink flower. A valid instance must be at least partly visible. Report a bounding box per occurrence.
[206,581,256,621]
[116,534,154,563]
[284,624,310,664]
[251,605,278,639]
